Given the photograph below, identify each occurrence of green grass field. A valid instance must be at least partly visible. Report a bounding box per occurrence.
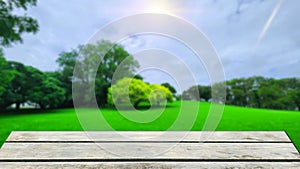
[1,101,299,152]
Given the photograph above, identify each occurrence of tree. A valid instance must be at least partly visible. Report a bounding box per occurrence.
[149,84,173,106]
[27,74,66,109]
[0,51,14,96]
[108,78,151,108]
[257,83,282,109]
[0,51,16,108]
[161,83,177,96]
[72,40,139,106]
[294,89,300,110]
[226,76,267,108]
[279,89,298,110]
[181,76,300,110]
[3,61,29,109]
[182,86,200,101]
[246,76,265,108]
[56,49,79,107]
[226,78,247,106]
[0,59,67,110]
[108,78,173,108]
[181,85,211,102]
[211,82,226,104]
[133,74,143,80]
[231,88,244,106]
[0,0,39,47]
[0,62,45,109]
[198,86,211,102]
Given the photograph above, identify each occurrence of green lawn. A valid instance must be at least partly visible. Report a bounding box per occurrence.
[1,101,299,152]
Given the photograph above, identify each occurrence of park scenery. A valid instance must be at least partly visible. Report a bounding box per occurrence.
[0,0,300,154]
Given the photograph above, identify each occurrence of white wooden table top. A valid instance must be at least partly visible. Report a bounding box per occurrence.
[0,131,299,168]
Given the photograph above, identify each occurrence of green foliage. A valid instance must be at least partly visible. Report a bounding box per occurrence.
[0,61,66,109]
[0,0,39,46]
[182,86,199,100]
[257,78,300,110]
[0,40,138,110]
[182,76,300,111]
[108,78,173,108]
[28,75,66,109]
[64,40,139,106]
[226,76,266,107]
[2,61,31,109]
[199,86,211,101]
[161,82,177,95]
[133,74,143,80]
[0,51,14,97]
[108,78,151,108]
[55,49,79,107]
[182,85,211,101]
[149,84,173,106]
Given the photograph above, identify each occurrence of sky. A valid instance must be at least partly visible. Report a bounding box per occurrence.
[3,0,300,91]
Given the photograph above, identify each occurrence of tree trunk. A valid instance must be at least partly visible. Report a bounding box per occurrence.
[39,103,46,109]
[134,101,141,109]
[16,102,20,110]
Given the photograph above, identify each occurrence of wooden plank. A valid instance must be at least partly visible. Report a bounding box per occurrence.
[6,131,291,142]
[2,162,300,169]
[0,142,299,160]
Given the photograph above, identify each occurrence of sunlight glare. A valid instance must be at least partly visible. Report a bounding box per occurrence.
[148,1,174,15]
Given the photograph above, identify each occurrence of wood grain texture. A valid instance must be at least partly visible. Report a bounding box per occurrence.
[1,131,299,168]
[0,142,299,160]
[1,162,300,169]
[6,131,291,142]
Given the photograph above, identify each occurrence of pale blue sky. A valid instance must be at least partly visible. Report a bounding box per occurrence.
[3,0,300,90]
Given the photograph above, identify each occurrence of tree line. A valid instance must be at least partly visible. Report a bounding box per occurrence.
[0,55,66,109]
[0,40,176,110]
[0,40,139,110]
[2,43,300,111]
[181,77,300,111]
